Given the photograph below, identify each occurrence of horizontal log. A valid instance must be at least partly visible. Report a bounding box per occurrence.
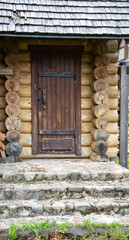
[106,147,117,158]
[107,98,118,110]
[6,142,22,157]
[81,53,92,63]
[107,63,118,74]
[0,109,6,121]
[90,152,109,162]
[5,53,19,67]
[81,74,92,86]
[4,39,19,54]
[19,109,31,122]
[104,53,118,63]
[91,80,109,92]
[19,133,32,147]
[0,68,13,76]
[95,55,109,67]
[108,86,118,98]
[81,63,92,74]
[18,85,31,97]
[106,74,118,86]
[5,79,20,92]
[81,99,93,109]
[91,91,108,104]
[20,146,92,158]
[106,123,118,133]
[12,67,20,80]
[105,110,118,122]
[106,40,118,53]
[91,140,108,154]
[94,66,108,79]
[92,104,109,118]
[5,104,20,117]
[81,122,93,133]
[0,85,7,96]
[0,122,6,133]
[18,51,30,62]
[18,62,31,73]
[107,134,118,147]
[84,42,93,52]
[19,97,31,109]
[6,91,20,105]
[91,129,109,141]
[0,97,6,108]
[81,86,93,98]
[6,130,21,142]
[19,73,31,85]
[81,133,92,146]
[20,122,32,133]
[92,118,108,129]
[81,110,93,122]
[5,116,21,131]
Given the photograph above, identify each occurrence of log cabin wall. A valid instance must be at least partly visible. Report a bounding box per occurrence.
[0,37,118,159]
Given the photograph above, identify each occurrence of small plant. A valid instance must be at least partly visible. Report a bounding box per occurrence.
[56,222,69,233]
[9,224,19,240]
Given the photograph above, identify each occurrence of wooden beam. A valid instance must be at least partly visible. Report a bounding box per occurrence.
[120,65,128,168]
[0,68,13,76]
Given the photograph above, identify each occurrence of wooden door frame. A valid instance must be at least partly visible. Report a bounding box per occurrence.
[30,45,83,156]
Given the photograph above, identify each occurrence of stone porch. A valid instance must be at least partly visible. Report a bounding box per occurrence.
[0,159,129,232]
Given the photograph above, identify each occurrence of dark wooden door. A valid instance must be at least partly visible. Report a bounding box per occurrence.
[31,46,81,155]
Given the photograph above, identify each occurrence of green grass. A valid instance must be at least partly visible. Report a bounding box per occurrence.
[116,156,129,169]
[8,219,129,240]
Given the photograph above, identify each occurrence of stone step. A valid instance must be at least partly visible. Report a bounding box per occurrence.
[0,181,129,201]
[0,198,129,219]
[1,161,129,183]
[1,213,129,232]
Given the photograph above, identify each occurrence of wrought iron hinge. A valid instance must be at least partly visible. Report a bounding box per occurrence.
[36,85,45,90]
[74,131,77,144]
[37,97,44,107]
[74,74,76,87]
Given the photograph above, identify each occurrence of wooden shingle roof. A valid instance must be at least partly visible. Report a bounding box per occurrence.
[0,0,129,37]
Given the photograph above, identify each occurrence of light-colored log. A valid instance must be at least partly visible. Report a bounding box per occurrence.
[4,39,19,54]
[81,86,93,98]
[107,134,118,147]
[94,66,108,79]
[81,74,92,86]
[19,73,31,85]
[81,99,93,110]
[81,110,93,122]
[81,63,92,74]
[91,140,108,154]
[5,79,20,92]
[0,97,6,108]
[19,133,32,147]
[92,118,108,129]
[6,91,20,104]
[91,79,109,92]
[81,53,92,63]
[19,97,31,109]
[106,147,117,158]
[18,85,31,97]
[106,74,118,86]
[106,123,118,133]
[105,110,118,122]
[108,86,118,98]
[91,91,108,104]
[91,129,109,141]
[20,122,32,133]
[5,116,21,131]
[81,122,93,133]
[18,62,31,73]
[106,40,118,53]
[92,104,109,118]
[5,104,20,117]
[81,133,92,146]
[95,55,109,67]
[20,146,92,158]
[18,51,30,62]
[107,98,118,110]
[0,67,13,76]
[19,109,31,122]
[104,53,118,63]
[6,130,21,142]
[5,53,19,67]
[0,122,6,132]
[90,152,109,162]
[107,63,118,74]
[6,142,22,157]
[0,85,7,96]
[0,109,6,121]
